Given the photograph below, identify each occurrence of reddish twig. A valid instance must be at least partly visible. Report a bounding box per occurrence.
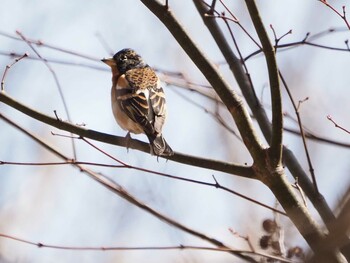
[327,115,350,134]
[202,0,261,48]
[1,53,28,91]
[204,13,238,23]
[218,0,238,21]
[319,1,350,30]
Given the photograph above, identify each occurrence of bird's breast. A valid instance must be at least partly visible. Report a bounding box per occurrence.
[111,85,144,134]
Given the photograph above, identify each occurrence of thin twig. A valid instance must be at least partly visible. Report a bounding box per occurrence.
[279,71,319,194]
[0,30,99,61]
[0,156,285,216]
[1,53,28,91]
[270,24,292,46]
[203,4,260,113]
[297,97,309,111]
[0,160,126,168]
[244,32,350,61]
[319,1,350,30]
[210,175,286,216]
[204,13,238,23]
[170,87,242,141]
[16,31,77,160]
[202,0,261,48]
[220,0,261,48]
[218,0,238,22]
[327,115,350,134]
[283,126,350,149]
[0,51,105,71]
[0,233,292,262]
[80,137,286,216]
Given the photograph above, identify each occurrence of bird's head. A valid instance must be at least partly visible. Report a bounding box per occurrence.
[101,48,147,74]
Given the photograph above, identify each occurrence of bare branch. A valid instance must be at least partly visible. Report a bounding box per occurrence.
[244,0,283,168]
[0,92,253,178]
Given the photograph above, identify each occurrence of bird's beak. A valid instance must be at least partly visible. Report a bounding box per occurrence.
[101,58,116,67]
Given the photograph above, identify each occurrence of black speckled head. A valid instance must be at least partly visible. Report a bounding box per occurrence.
[113,48,147,73]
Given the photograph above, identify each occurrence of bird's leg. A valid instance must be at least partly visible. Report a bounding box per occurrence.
[125,132,132,153]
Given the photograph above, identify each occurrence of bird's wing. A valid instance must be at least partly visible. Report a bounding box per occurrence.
[149,84,167,134]
[116,68,155,136]
[127,67,167,135]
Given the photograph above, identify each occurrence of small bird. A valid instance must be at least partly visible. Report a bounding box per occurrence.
[102,48,173,156]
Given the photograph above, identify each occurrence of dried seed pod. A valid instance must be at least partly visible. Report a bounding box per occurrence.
[259,235,271,249]
[287,246,304,258]
[262,219,277,233]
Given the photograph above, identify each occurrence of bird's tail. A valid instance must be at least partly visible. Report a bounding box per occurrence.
[148,134,173,156]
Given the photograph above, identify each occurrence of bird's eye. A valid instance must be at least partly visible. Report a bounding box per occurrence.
[120,55,128,61]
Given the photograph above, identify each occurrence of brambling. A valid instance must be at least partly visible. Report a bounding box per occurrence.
[102,48,173,156]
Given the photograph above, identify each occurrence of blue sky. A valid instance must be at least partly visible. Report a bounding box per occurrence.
[0,0,350,262]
